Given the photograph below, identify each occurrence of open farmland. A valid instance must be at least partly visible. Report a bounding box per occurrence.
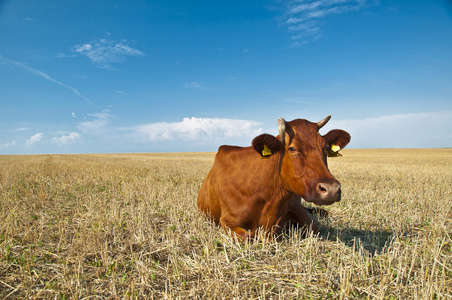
[0,149,451,299]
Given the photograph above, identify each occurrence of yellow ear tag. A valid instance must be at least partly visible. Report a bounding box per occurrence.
[328,143,342,157]
[331,144,341,152]
[262,144,272,157]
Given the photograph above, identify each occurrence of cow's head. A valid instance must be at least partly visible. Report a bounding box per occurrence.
[252,116,350,206]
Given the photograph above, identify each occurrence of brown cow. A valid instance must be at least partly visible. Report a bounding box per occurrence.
[197,115,350,240]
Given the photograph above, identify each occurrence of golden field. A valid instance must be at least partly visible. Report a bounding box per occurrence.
[0,149,451,299]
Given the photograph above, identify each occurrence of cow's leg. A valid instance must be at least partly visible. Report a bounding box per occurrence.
[230,227,255,241]
[219,218,254,241]
[285,196,319,234]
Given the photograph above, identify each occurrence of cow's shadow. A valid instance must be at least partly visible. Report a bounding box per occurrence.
[318,225,393,256]
[288,208,394,256]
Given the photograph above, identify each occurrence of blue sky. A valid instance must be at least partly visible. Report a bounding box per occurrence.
[1,0,451,154]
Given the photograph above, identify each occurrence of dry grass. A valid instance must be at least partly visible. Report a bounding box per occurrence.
[0,149,451,299]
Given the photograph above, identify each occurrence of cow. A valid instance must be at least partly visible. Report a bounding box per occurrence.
[196,115,351,241]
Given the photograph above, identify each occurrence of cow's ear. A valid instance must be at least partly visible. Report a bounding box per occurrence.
[252,134,283,158]
[324,129,351,150]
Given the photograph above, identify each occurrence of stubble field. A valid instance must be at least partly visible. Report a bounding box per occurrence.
[0,149,451,299]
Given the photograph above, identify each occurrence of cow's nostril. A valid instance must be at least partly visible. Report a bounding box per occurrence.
[318,183,328,194]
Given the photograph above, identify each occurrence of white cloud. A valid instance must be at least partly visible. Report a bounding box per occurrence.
[326,111,452,148]
[15,127,29,132]
[53,132,81,145]
[281,0,371,45]
[77,110,112,134]
[72,112,76,118]
[134,117,264,143]
[73,38,145,69]
[0,141,16,150]
[26,133,43,145]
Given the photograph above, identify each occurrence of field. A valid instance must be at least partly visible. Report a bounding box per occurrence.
[0,149,451,299]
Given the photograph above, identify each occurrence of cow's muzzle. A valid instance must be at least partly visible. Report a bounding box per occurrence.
[315,180,341,204]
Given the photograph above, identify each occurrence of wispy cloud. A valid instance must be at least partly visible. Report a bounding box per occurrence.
[73,39,145,69]
[26,133,43,145]
[77,109,112,134]
[0,54,96,107]
[281,0,370,45]
[184,82,204,89]
[0,141,16,150]
[53,132,81,145]
[134,117,263,143]
[328,111,452,148]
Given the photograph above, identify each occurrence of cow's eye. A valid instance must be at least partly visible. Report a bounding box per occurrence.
[288,147,297,153]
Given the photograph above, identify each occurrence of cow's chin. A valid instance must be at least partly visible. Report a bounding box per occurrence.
[304,195,341,206]
[311,200,337,206]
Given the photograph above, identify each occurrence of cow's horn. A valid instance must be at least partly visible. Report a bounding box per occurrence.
[278,118,286,145]
[317,115,331,129]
